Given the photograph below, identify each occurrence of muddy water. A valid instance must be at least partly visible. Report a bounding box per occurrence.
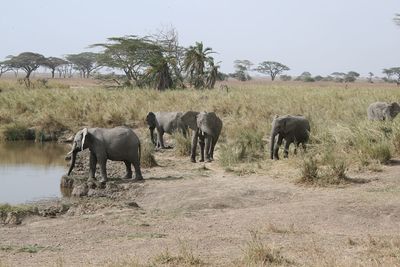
[0,142,70,204]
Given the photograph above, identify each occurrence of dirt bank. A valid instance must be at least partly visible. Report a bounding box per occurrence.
[1,147,400,266]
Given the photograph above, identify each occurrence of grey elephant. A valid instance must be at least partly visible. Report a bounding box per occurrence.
[367,101,400,121]
[146,112,188,149]
[181,111,223,163]
[270,115,310,160]
[66,126,143,183]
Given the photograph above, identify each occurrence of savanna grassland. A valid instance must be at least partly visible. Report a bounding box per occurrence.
[1,79,400,266]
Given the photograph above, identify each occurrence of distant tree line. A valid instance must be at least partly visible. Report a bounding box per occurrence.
[0,28,222,90]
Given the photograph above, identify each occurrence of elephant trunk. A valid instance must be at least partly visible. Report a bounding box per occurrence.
[67,147,78,176]
[149,127,156,145]
[270,131,277,160]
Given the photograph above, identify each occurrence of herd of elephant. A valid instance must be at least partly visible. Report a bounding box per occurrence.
[66,101,399,183]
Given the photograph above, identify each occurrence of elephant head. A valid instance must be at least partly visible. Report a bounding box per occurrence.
[146,112,157,145]
[388,102,400,119]
[270,115,310,160]
[181,111,200,131]
[67,128,89,176]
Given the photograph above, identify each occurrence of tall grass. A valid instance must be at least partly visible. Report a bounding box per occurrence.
[1,80,400,170]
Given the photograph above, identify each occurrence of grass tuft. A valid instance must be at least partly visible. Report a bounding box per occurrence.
[140,140,158,168]
[173,132,191,157]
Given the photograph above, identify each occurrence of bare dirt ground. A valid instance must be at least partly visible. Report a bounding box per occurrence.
[1,145,400,266]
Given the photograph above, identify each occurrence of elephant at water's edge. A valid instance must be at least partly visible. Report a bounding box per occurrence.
[181,111,223,163]
[66,127,143,183]
[270,115,310,160]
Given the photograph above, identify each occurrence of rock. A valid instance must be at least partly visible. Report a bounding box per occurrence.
[126,201,140,208]
[72,184,89,197]
[5,212,22,225]
[60,175,74,188]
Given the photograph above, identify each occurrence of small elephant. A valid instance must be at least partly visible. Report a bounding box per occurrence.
[146,112,188,149]
[270,115,310,160]
[66,127,143,183]
[181,111,223,163]
[367,102,400,121]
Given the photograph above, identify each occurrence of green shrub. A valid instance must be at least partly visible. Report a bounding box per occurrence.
[1,124,33,141]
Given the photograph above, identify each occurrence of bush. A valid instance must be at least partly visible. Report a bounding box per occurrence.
[173,132,191,157]
[219,128,264,167]
[241,230,288,266]
[140,140,158,168]
[298,157,319,184]
[1,124,34,141]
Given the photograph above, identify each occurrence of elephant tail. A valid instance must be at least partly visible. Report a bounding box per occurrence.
[138,140,141,163]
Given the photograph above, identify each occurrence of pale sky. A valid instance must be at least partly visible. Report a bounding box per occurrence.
[0,0,399,77]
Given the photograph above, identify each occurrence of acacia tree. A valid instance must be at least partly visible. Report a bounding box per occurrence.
[5,52,46,87]
[384,67,400,83]
[255,61,290,81]
[0,61,12,78]
[183,42,215,88]
[66,52,99,78]
[94,35,174,89]
[232,59,253,81]
[42,57,68,78]
[383,68,394,80]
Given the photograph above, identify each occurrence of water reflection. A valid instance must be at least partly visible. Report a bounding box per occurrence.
[0,142,69,204]
[0,141,69,166]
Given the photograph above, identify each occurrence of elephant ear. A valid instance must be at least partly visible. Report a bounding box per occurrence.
[181,111,199,130]
[81,128,89,151]
[146,112,156,128]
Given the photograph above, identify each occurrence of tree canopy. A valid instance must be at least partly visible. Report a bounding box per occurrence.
[255,61,290,81]
[4,52,46,86]
[42,57,68,78]
[232,59,253,81]
[66,52,99,78]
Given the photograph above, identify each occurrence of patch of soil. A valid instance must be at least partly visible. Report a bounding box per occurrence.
[1,147,400,266]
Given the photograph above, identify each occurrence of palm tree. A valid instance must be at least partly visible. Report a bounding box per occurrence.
[183,42,214,89]
[205,60,220,89]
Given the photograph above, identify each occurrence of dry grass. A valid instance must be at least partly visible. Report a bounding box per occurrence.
[1,79,400,172]
[241,230,291,266]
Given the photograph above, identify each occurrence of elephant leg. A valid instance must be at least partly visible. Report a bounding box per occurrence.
[190,130,199,163]
[283,140,291,158]
[89,152,97,180]
[294,142,299,155]
[273,135,283,160]
[132,161,143,180]
[97,157,108,183]
[199,132,205,162]
[205,135,212,162]
[124,161,133,179]
[210,135,219,161]
[158,130,166,149]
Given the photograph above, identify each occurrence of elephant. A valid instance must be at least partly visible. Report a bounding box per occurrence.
[66,126,143,183]
[145,112,188,149]
[270,115,310,160]
[181,111,223,163]
[367,101,400,121]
